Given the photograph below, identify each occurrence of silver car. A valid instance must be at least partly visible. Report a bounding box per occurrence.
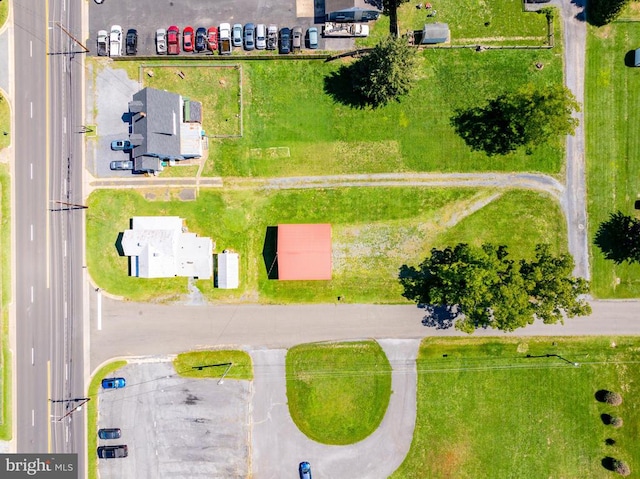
[256,24,266,49]
[156,28,167,54]
[232,23,243,47]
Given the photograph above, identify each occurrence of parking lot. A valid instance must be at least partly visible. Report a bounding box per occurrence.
[88,0,330,56]
[97,360,250,478]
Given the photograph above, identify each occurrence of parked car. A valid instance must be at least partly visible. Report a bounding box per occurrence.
[110,160,134,171]
[156,28,167,54]
[167,25,180,55]
[292,26,302,51]
[183,26,194,52]
[307,27,318,49]
[109,25,123,57]
[195,27,207,52]
[125,29,137,55]
[267,24,278,50]
[98,428,122,440]
[232,23,243,47]
[255,24,266,49]
[299,462,312,479]
[101,377,126,389]
[244,23,255,50]
[110,140,132,151]
[97,445,128,459]
[279,27,291,54]
[97,30,108,56]
[206,27,218,52]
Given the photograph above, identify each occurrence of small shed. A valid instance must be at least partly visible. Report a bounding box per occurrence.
[421,23,450,44]
[217,251,239,289]
[277,224,332,281]
[635,48,640,67]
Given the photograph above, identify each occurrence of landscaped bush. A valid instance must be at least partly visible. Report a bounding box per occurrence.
[610,416,624,428]
[613,459,631,476]
[604,390,623,406]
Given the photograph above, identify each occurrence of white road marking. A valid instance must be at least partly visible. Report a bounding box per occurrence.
[30,163,33,179]
[66,424,69,443]
[30,286,34,303]
[30,102,33,118]
[62,61,66,73]
[64,240,67,258]
[31,410,35,427]
[64,301,67,320]
[30,40,32,57]
[63,117,66,134]
[65,363,68,381]
[31,348,34,365]
[30,224,33,241]
[63,0,66,11]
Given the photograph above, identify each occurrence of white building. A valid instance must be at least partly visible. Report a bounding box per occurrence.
[121,216,213,279]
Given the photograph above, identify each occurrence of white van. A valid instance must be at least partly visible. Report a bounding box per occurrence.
[256,24,266,50]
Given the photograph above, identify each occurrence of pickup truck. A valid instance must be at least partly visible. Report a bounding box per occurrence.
[109,25,123,56]
[266,24,278,50]
[97,30,108,56]
[219,23,232,55]
[322,22,369,37]
[167,25,180,55]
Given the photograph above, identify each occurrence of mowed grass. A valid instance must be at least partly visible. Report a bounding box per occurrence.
[0,94,9,150]
[286,341,391,445]
[173,350,253,380]
[585,21,640,297]
[0,164,10,439]
[211,47,563,178]
[86,187,565,303]
[391,337,640,479]
[87,361,127,479]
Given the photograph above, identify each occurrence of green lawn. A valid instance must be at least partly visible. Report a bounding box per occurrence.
[87,361,127,479]
[0,2,7,33]
[173,350,253,380]
[0,164,10,440]
[286,341,391,445]
[0,93,10,150]
[86,187,565,303]
[585,20,640,297]
[391,337,640,479]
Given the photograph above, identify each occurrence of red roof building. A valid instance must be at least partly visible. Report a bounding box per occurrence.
[277,224,332,280]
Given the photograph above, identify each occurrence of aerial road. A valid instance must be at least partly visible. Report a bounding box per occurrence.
[13,0,86,472]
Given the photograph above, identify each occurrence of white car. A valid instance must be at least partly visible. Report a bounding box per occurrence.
[255,24,266,50]
[109,25,123,57]
[156,28,167,54]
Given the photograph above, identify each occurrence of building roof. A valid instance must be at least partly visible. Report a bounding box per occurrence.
[121,216,213,279]
[217,251,239,289]
[326,0,381,13]
[421,23,450,44]
[277,224,332,281]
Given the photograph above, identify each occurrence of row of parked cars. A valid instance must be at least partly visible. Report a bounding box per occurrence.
[154,24,318,55]
[97,377,128,459]
[97,26,137,56]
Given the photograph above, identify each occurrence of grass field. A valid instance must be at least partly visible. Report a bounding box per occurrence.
[0,94,10,150]
[286,341,391,444]
[0,3,7,34]
[390,337,640,479]
[585,20,640,297]
[86,187,566,303]
[173,350,253,380]
[0,164,10,440]
[87,361,127,479]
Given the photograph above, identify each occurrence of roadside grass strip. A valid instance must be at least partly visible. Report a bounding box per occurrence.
[391,337,640,479]
[173,350,253,380]
[0,94,9,150]
[586,21,640,297]
[87,187,565,303]
[87,361,128,478]
[286,341,391,445]
[0,165,10,439]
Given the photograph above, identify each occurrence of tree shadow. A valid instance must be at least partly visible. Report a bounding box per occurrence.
[601,413,613,425]
[602,457,616,472]
[262,226,279,280]
[420,304,457,330]
[624,50,638,68]
[605,438,616,446]
[594,211,640,265]
[595,389,610,402]
[323,64,367,109]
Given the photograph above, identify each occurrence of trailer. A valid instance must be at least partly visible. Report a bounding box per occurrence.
[219,23,232,55]
[266,24,278,51]
[322,22,369,37]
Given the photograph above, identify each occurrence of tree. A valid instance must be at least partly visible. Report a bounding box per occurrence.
[588,0,629,26]
[381,0,409,36]
[399,243,591,334]
[450,85,580,156]
[594,211,640,264]
[349,36,417,109]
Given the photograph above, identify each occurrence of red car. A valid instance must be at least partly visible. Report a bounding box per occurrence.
[183,26,194,52]
[207,26,218,52]
[167,25,180,55]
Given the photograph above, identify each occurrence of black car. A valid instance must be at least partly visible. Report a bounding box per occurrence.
[97,445,128,459]
[279,27,291,54]
[195,27,207,52]
[126,29,137,55]
[98,428,121,440]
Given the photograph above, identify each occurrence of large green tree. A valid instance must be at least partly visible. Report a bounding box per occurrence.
[450,85,580,156]
[382,0,410,36]
[350,35,417,109]
[399,243,591,333]
[588,0,629,26]
[594,211,640,264]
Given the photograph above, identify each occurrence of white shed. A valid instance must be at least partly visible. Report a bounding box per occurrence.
[217,251,239,289]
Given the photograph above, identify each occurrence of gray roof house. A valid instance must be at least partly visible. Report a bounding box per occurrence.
[128,87,204,173]
[325,0,381,22]
[421,23,450,44]
[121,216,213,279]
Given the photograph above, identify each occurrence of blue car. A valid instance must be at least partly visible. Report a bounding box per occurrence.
[101,377,126,389]
[110,140,132,151]
[299,462,312,479]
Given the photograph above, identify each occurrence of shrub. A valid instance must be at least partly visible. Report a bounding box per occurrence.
[604,390,623,406]
[613,459,631,476]
[610,416,623,428]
